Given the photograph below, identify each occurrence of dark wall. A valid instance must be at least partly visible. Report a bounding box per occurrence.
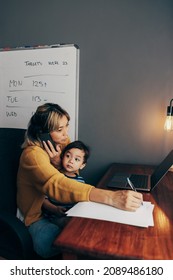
[0,0,173,185]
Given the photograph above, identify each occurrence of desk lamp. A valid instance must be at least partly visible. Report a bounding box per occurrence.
[164,99,173,131]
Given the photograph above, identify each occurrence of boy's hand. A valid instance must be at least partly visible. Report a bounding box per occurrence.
[55,206,67,217]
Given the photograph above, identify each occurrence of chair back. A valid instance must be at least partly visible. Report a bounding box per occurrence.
[0,128,26,215]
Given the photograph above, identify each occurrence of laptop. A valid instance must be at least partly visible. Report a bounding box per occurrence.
[107,150,173,192]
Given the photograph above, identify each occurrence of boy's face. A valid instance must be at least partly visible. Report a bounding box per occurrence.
[62,148,86,174]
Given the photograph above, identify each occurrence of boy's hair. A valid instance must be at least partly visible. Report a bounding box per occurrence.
[61,140,90,163]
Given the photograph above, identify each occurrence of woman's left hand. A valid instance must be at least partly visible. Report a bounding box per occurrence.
[43,140,62,168]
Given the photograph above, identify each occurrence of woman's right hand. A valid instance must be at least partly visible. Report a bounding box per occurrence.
[89,188,143,211]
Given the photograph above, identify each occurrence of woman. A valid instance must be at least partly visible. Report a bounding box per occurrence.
[17,103,143,258]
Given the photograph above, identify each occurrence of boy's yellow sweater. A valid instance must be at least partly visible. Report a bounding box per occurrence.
[17,146,93,226]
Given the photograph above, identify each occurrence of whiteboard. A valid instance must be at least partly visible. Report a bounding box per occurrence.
[0,44,79,140]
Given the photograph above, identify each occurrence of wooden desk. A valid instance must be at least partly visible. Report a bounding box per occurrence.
[54,163,173,259]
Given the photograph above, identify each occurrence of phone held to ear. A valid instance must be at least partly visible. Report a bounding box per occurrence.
[39,133,57,150]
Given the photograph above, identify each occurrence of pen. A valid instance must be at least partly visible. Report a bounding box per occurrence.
[127,177,143,205]
[127,177,136,191]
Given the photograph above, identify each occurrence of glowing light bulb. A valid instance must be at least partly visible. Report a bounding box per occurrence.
[164,115,173,131]
[164,99,173,132]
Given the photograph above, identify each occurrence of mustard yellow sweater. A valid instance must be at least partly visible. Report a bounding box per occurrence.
[17,146,94,226]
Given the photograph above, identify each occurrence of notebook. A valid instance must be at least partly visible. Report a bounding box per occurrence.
[107,150,173,192]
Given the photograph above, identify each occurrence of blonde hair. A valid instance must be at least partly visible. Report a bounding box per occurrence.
[22,103,70,148]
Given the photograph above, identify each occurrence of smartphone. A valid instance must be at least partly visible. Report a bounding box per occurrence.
[39,133,57,150]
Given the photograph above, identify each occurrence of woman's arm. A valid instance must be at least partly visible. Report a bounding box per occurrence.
[89,188,143,211]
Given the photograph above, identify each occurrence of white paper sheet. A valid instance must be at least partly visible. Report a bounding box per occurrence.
[66,201,154,228]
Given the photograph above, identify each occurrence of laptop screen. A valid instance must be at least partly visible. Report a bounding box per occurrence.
[151,150,173,190]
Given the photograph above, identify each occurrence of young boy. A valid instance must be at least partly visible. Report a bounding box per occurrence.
[60,140,90,182]
[42,140,90,227]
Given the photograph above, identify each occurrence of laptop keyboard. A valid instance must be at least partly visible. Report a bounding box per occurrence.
[130,174,148,189]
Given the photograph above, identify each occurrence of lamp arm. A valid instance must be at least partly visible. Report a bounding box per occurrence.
[169,99,173,107]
